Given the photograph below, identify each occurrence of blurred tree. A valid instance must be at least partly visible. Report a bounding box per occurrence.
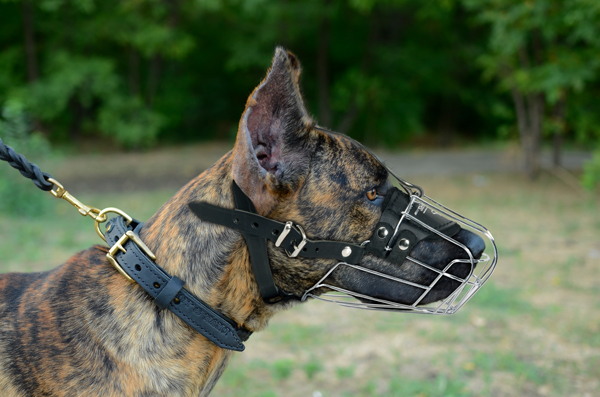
[462,0,600,179]
[1,0,501,148]
[21,0,38,83]
[0,0,598,176]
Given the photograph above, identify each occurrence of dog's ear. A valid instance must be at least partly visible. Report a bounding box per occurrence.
[233,47,314,215]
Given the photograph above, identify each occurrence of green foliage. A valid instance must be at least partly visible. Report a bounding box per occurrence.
[0,46,21,96]
[462,0,600,181]
[0,0,599,168]
[20,51,165,148]
[464,0,600,101]
[0,0,507,149]
[98,95,165,148]
[0,100,53,217]
[26,53,118,120]
[582,149,600,190]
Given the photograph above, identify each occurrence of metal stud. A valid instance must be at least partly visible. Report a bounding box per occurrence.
[398,238,410,251]
[342,246,352,257]
[377,227,388,239]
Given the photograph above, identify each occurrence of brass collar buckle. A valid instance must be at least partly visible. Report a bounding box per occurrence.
[107,230,157,284]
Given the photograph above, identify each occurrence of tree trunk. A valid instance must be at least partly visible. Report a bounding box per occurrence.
[437,98,456,147]
[317,0,332,128]
[511,88,544,180]
[525,93,543,180]
[511,40,545,180]
[22,0,46,135]
[552,94,566,168]
[146,55,162,108]
[553,133,562,168]
[145,0,180,108]
[69,96,84,142]
[337,103,358,135]
[22,0,38,83]
[129,47,140,97]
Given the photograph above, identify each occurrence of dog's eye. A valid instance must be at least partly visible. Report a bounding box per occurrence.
[366,188,378,201]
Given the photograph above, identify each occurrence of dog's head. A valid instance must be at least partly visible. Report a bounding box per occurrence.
[229,47,487,310]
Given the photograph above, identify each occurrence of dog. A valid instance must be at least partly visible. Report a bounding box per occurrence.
[0,47,485,396]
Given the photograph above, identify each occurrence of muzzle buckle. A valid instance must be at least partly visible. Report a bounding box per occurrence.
[274,220,309,258]
[275,221,293,247]
[286,224,308,258]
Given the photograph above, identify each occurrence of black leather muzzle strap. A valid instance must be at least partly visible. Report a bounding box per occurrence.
[188,198,365,265]
[365,187,461,264]
[231,182,286,303]
[188,182,366,304]
[104,216,251,352]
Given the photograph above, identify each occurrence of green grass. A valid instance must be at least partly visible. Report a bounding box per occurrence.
[472,351,548,386]
[0,189,175,271]
[267,323,329,346]
[303,359,325,380]
[216,360,279,397]
[386,374,469,397]
[335,364,356,379]
[2,157,599,397]
[468,282,533,314]
[272,359,295,380]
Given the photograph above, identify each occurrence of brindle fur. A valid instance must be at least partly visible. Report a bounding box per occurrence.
[0,48,481,396]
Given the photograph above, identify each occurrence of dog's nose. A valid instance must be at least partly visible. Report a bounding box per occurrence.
[452,229,485,259]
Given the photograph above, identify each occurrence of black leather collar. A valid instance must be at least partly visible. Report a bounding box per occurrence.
[104,216,252,352]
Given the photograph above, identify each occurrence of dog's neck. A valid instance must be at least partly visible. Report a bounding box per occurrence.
[140,151,286,334]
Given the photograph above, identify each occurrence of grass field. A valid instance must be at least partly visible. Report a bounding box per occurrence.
[0,150,598,397]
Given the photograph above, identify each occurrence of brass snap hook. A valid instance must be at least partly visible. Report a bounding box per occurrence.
[47,177,106,222]
[94,207,133,242]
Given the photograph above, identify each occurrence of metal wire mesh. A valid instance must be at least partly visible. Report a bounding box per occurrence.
[301,193,498,315]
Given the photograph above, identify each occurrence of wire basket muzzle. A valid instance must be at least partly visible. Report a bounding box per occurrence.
[301,194,498,315]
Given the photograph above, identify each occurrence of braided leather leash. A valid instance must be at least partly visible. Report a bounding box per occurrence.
[0,137,54,191]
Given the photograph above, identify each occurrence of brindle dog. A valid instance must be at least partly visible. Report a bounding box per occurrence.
[0,48,483,396]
